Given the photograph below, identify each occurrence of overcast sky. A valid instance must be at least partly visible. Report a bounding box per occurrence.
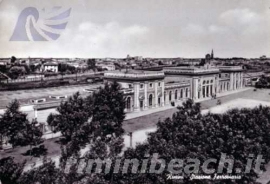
[0,0,269,58]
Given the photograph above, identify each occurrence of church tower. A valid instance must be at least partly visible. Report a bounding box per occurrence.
[211,49,214,59]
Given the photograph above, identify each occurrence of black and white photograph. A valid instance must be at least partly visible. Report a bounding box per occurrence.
[0,0,270,183]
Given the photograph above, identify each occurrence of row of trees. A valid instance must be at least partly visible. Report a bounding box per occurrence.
[1,82,270,183]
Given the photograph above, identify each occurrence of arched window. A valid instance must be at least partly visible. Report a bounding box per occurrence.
[203,86,206,98]
[227,82,229,90]
[149,94,153,107]
[126,97,131,110]
[175,90,178,100]
[186,88,188,98]
[169,91,172,101]
[164,92,166,102]
[180,89,183,98]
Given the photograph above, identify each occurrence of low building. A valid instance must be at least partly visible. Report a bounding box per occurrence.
[41,62,58,73]
[97,63,116,71]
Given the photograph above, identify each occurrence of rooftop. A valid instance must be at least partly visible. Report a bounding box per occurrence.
[44,62,58,66]
[218,66,243,72]
[163,66,220,75]
[104,70,165,80]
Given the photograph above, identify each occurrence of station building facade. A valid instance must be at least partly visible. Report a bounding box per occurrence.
[104,65,244,112]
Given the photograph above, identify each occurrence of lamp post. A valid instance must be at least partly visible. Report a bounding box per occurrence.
[128,132,133,148]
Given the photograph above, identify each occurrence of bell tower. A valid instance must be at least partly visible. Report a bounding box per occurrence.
[211,49,214,59]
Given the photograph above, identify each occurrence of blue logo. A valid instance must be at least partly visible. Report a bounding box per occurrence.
[10,7,71,41]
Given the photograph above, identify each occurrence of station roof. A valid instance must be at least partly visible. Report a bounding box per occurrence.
[104,70,165,81]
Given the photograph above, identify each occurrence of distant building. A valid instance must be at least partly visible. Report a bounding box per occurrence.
[260,55,267,60]
[205,49,215,66]
[104,64,115,71]
[41,62,58,73]
[0,60,8,66]
[96,63,115,71]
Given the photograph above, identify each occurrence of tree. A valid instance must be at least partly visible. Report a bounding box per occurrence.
[158,61,164,65]
[0,100,44,157]
[19,160,62,184]
[87,59,96,71]
[80,82,126,183]
[256,75,270,88]
[0,157,25,184]
[47,92,92,158]
[0,100,31,147]
[58,63,76,74]
[199,59,206,66]
[10,56,17,64]
[0,65,8,74]
[8,66,26,79]
[46,82,126,183]
[91,81,126,139]
[21,119,46,157]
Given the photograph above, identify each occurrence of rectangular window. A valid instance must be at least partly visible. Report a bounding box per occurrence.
[140,84,144,89]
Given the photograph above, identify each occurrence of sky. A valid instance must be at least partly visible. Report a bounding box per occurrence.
[0,0,270,58]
